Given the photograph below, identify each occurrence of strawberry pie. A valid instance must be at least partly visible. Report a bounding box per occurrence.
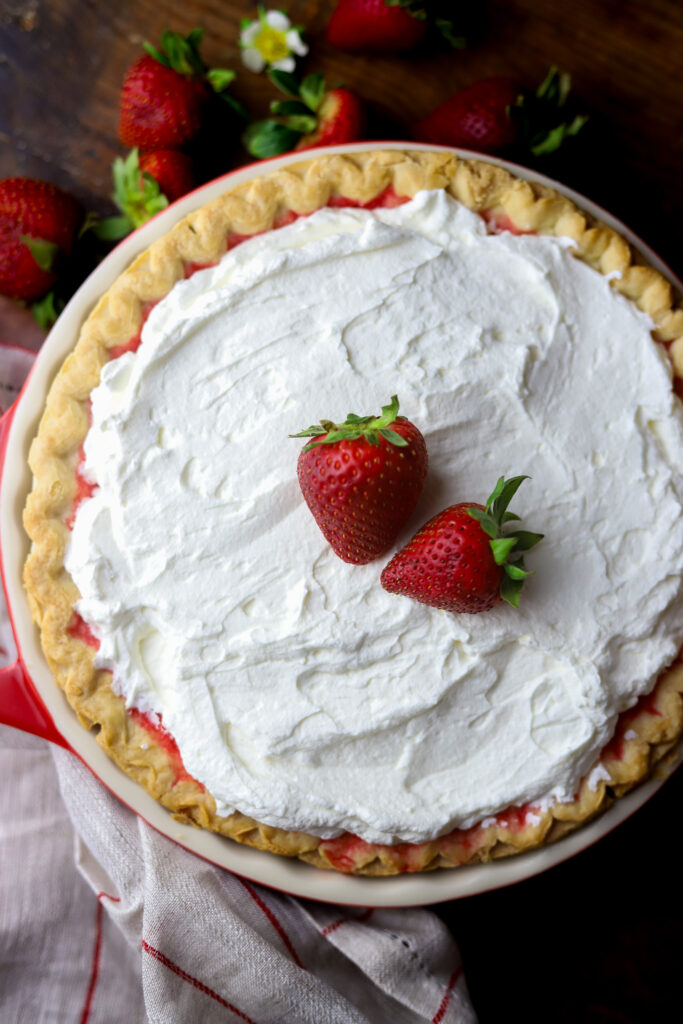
[23,150,683,874]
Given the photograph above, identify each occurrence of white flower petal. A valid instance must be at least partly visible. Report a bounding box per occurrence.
[240,23,261,46]
[265,10,291,31]
[241,47,266,73]
[286,30,308,56]
[271,57,296,72]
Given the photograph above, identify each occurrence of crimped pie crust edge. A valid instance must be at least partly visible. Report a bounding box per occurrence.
[22,149,683,875]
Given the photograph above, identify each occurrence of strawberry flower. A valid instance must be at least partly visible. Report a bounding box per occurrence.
[240,7,308,73]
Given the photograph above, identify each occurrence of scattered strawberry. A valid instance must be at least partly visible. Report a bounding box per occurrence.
[381,475,543,612]
[243,71,365,158]
[413,67,587,157]
[326,0,465,52]
[326,0,428,52]
[118,28,244,150]
[139,149,195,202]
[0,177,81,301]
[85,149,174,242]
[292,395,427,564]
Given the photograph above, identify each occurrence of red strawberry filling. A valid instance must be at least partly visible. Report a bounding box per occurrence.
[66,610,100,650]
[481,209,534,236]
[129,708,203,788]
[602,689,662,762]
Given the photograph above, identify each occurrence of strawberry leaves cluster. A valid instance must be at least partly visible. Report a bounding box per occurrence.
[243,70,364,158]
[244,71,326,158]
[508,66,589,158]
[466,475,544,607]
[292,394,409,452]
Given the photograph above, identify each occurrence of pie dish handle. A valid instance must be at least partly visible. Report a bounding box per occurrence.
[0,658,71,748]
[0,403,70,749]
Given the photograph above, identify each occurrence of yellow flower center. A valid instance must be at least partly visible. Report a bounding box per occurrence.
[254,25,290,62]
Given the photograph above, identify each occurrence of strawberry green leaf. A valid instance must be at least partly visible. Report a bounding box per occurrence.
[31,290,63,329]
[243,120,303,159]
[466,507,498,539]
[89,215,134,241]
[378,428,409,446]
[434,18,466,47]
[271,99,314,117]
[530,115,589,157]
[491,475,528,524]
[385,0,427,19]
[268,69,302,98]
[283,114,318,134]
[19,235,59,272]
[500,574,524,607]
[109,149,169,229]
[292,395,410,450]
[144,28,206,76]
[218,93,249,120]
[207,68,236,92]
[507,529,544,551]
[485,476,506,512]
[504,562,533,580]
[490,537,517,564]
[300,73,326,112]
[501,511,521,523]
[509,67,588,159]
[143,41,172,68]
[536,66,569,105]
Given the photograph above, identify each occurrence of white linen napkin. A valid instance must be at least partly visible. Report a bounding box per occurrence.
[0,346,477,1023]
[0,719,477,1023]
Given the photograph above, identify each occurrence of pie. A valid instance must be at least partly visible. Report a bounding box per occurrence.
[23,149,683,874]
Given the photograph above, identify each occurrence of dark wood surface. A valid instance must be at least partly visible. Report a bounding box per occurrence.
[1,2,682,1020]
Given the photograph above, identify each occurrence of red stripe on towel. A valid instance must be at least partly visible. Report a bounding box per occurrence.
[321,907,374,937]
[238,878,304,969]
[141,940,258,1022]
[432,966,463,1023]
[79,900,103,1024]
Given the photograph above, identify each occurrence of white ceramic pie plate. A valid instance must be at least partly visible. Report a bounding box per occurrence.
[1,143,681,906]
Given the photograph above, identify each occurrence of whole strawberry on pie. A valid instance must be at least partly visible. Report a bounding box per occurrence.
[292,395,427,564]
[381,475,543,612]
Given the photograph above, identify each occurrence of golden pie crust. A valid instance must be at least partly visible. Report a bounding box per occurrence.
[23,149,683,875]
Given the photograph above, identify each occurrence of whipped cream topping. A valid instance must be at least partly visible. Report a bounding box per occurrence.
[66,190,683,844]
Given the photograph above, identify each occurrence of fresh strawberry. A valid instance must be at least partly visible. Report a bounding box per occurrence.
[326,0,466,52]
[139,149,195,201]
[119,53,208,149]
[413,76,520,154]
[85,149,174,242]
[0,178,81,301]
[118,28,243,150]
[292,395,427,564]
[296,87,365,150]
[381,476,543,612]
[413,67,587,156]
[243,71,365,158]
[326,0,427,52]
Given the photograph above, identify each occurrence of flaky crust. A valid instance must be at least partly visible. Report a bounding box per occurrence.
[23,150,683,874]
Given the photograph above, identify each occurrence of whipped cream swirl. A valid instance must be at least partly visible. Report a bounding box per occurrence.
[65,190,683,844]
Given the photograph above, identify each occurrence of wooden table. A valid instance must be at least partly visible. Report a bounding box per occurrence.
[1,2,682,1020]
